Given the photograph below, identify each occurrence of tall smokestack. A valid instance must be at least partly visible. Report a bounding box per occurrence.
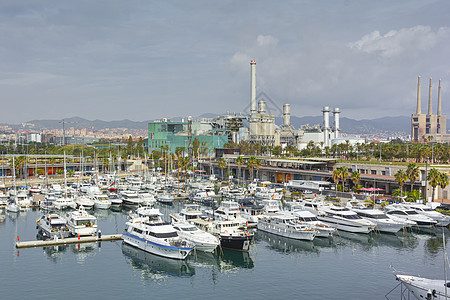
[250,60,256,116]
[428,77,432,115]
[333,107,340,139]
[322,106,330,147]
[438,79,442,115]
[417,76,421,114]
[283,104,291,126]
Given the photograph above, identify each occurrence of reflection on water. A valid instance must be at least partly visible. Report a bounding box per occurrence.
[42,244,69,263]
[258,231,322,255]
[122,242,195,281]
[71,242,97,263]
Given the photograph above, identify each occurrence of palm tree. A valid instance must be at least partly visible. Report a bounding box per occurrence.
[49,157,56,177]
[332,169,340,193]
[339,166,349,192]
[350,171,361,192]
[438,172,449,203]
[427,168,440,203]
[236,156,245,184]
[218,158,227,180]
[406,163,419,192]
[246,156,258,182]
[394,169,407,197]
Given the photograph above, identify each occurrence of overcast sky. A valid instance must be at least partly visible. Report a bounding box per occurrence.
[1,0,449,124]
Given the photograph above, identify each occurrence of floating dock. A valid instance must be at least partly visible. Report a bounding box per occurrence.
[16,234,123,249]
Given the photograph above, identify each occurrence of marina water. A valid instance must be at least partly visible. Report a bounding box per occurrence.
[1,204,449,299]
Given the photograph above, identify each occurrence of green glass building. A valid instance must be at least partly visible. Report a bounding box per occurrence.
[148,120,228,154]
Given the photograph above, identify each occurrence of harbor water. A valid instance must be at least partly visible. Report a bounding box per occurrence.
[1,204,449,299]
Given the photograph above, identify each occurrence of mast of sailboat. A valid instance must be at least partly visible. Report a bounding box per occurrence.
[63,151,67,198]
[444,228,448,299]
[12,156,16,202]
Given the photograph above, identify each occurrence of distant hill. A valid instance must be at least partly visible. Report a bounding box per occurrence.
[5,114,442,135]
[25,117,151,130]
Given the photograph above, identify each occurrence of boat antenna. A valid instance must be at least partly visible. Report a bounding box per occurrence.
[444,228,448,299]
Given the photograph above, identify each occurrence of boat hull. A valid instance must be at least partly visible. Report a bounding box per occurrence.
[220,234,253,252]
[318,216,372,233]
[397,274,450,300]
[257,222,316,241]
[122,231,193,260]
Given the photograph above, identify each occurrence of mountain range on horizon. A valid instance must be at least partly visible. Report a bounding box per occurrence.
[0,114,430,136]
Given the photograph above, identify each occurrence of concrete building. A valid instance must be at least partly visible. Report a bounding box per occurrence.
[412,76,448,142]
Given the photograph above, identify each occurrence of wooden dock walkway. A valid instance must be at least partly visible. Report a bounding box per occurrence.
[16,234,123,249]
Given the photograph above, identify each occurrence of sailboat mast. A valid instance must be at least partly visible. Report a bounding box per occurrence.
[444,229,448,298]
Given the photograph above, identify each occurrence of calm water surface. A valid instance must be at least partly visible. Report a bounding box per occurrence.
[1,204,449,299]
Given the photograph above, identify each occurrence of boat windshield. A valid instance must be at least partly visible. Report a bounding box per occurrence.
[151,231,178,238]
[180,226,198,232]
[406,210,419,215]
[343,214,362,220]
[76,219,96,226]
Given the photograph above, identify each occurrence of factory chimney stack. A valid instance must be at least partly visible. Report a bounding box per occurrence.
[283,104,291,127]
[417,76,421,114]
[428,78,432,115]
[250,60,256,116]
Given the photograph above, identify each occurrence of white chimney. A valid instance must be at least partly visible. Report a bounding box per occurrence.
[333,107,340,139]
[250,60,256,116]
[322,106,330,147]
[283,104,291,126]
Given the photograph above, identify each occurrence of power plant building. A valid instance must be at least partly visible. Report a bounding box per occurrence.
[411,76,448,143]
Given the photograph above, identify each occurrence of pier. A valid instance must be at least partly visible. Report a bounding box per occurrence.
[16,234,123,249]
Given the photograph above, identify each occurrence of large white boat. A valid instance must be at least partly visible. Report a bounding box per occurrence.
[172,222,220,253]
[108,193,122,206]
[289,209,336,237]
[239,200,265,227]
[91,193,112,209]
[6,199,20,213]
[53,196,77,210]
[401,202,450,226]
[317,206,376,233]
[351,207,405,234]
[65,207,98,236]
[120,190,143,206]
[396,274,450,300]
[385,205,437,228]
[261,199,282,215]
[157,193,174,205]
[204,201,247,225]
[170,204,202,223]
[75,195,95,210]
[122,208,195,260]
[36,213,71,239]
[192,218,254,252]
[257,214,317,241]
[138,192,156,206]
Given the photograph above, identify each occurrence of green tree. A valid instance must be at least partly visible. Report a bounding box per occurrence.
[246,156,259,182]
[339,166,349,192]
[236,156,245,184]
[394,169,407,197]
[350,171,361,192]
[438,172,449,203]
[218,158,227,180]
[406,163,419,192]
[332,169,340,193]
[127,136,134,156]
[427,168,440,202]
[192,138,200,158]
[49,157,56,176]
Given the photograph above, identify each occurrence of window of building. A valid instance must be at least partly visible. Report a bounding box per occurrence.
[371,170,377,175]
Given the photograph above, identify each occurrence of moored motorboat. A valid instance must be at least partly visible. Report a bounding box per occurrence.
[351,207,405,234]
[396,274,450,299]
[172,222,220,253]
[317,206,376,233]
[65,206,98,236]
[257,214,317,241]
[289,209,336,237]
[122,208,195,260]
[36,213,71,239]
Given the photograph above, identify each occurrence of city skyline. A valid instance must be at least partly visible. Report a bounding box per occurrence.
[0,1,449,123]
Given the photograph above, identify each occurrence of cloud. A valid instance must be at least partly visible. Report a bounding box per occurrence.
[348,25,450,58]
[257,34,279,47]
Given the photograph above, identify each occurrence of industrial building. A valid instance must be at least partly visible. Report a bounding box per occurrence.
[411,76,448,142]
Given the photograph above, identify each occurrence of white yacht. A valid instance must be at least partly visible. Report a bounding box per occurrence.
[401,202,450,226]
[172,222,220,253]
[157,193,174,205]
[204,201,246,225]
[257,214,317,241]
[122,208,195,260]
[317,206,376,233]
[108,193,122,206]
[261,199,282,215]
[396,274,450,300]
[385,205,437,228]
[6,199,20,213]
[53,196,77,210]
[239,201,265,227]
[351,207,405,233]
[36,213,71,239]
[289,209,336,237]
[192,218,254,252]
[16,190,32,208]
[120,190,143,206]
[92,193,112,209]
[75,195,95,210]
[65,207,98,236]
[138,192,156,206]
[170,204,203,223]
